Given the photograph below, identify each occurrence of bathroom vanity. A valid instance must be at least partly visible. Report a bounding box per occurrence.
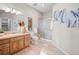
[0,33,31,55]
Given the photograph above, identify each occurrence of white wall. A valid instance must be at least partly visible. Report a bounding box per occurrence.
[52,21,71,54]
[0,3,42,32]
[43,11,52,19]
[52,3,79,55]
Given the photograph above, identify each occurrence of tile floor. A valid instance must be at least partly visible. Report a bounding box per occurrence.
[15,39,64,55]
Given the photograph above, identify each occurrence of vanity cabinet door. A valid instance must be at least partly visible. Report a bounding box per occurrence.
[0,43,9,55]
[25,38,29,47]
[18,38,24,50]
[10,40,19,54]
[10,36,25,54]
[24,35,31,47]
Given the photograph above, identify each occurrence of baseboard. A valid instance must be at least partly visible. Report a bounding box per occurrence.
[40,37,51,42]
[51,40,69,55]
[40,38,69,55]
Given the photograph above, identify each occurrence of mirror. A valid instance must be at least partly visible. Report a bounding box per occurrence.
[0,10,17,33]
[0,9,30,33]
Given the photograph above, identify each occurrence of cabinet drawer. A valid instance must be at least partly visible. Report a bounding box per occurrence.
[25,35,31,39]
[25,37,31,41]
[25,34,30,37]
[2,47,9,55]
[25,34,30,36]
[27,37,31,40]
[0,43,9,49]
[10,36,24,41]
[19,36,25,40]
[0,39,9,45]
[0,43,9,55]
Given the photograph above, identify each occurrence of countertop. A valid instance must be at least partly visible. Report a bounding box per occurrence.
[0,33,30,40]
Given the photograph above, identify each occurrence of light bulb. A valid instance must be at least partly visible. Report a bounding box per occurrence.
[16,11,22,15]
[5,8,11,12]
[11,9,16,13]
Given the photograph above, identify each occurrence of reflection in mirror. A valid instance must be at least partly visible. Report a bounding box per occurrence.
[28,17,32,31]
[0,9,17,33]
[0,10,11,32]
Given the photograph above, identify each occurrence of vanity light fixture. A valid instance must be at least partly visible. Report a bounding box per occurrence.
[16,11,22,15]
[5,7,11,12]
[3,7,22,15]
[11,8,16,13]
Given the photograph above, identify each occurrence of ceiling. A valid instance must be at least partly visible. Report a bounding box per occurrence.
[27,3,54,13]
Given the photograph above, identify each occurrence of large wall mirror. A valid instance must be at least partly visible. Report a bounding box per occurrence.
[0,10,12,33]
[0,9,18,33]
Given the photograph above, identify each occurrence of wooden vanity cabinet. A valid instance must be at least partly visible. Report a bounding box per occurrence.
[0,39,10,55]
[0,34,31,55]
